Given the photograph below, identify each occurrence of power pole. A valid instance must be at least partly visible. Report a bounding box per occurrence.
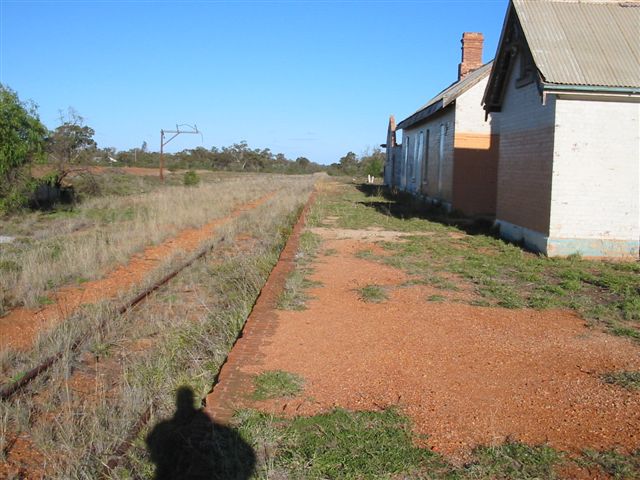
[159,124,200,181]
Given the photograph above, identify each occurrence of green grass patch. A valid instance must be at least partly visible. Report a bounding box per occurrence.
[427,294,445,302]
[237,408,442,479]
[611,325,640,340]
[11,370,27,383]
[86,205,139,224]
[355,248,376,260]
[358,284,388,303]
[0,259,21,272]
[235,406,584,479]
[252,370,304,400]
[601,371,640,391]
[462,441,563,479]
[37,295,54,306]
[579,449,640,480]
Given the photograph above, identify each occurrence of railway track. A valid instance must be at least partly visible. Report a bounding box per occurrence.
[0,187,314,477]
[0,190,281,400]
[0,235,225,401]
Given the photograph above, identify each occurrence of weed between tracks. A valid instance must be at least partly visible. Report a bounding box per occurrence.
[0,176,315,478]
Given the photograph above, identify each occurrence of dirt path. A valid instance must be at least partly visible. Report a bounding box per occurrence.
[206,198,640,461]
[0,192,276,352]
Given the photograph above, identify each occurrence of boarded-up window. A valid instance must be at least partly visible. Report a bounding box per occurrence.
[438,124,446,195]
[415,131,424,187]
[422,130,430,193]
[403,136,410,189]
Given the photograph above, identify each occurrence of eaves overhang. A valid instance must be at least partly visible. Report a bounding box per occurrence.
[396,99,446,130]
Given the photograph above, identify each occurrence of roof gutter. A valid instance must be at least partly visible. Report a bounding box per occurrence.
[542,83,640,97]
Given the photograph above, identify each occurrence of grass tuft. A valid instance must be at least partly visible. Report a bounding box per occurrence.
[358,284,388,303]
[601,371,640,391]
[252,370,305,400]
[579,449,640,480]
[237,408,442,479]
[277,230,322,311]
[462,441,563,479]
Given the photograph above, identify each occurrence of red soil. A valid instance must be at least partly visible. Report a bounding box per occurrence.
[0,193,276,352]
[207,225,640,463]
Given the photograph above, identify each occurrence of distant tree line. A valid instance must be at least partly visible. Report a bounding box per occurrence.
[0,84,385,213]
[112,141,325,175]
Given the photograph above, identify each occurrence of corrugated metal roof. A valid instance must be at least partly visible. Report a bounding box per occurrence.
[397,62,493,130]
[513,0,640,88]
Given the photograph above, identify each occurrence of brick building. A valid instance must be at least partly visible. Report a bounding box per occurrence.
[384,33,499,216]
[484,0,640,258]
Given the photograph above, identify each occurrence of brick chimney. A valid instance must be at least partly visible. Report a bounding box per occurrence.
[458,32,484,80]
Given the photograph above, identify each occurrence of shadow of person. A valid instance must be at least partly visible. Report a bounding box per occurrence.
[146,386,256,480]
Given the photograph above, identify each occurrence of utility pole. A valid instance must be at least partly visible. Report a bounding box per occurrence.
[159,124,200,181]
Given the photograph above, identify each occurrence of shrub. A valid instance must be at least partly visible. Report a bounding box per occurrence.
[183,170,200,186]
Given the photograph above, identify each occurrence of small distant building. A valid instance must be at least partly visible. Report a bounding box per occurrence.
[483,0,640,258]
[385,32,499,216]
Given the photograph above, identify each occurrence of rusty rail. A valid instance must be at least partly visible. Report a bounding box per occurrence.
[0,237,224,401]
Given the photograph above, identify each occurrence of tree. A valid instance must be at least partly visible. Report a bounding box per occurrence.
[46,108,97,181]
[360,147,385,177]
[0,84,47,211]
[339,151,358,175]
[296,157,310,168]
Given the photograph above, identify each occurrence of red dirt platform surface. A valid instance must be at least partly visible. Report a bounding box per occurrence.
[207,224,640,461]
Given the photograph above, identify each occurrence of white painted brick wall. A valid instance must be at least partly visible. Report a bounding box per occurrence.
[498,57,556,134]
[550,97,640,241]
[455,76,493,134]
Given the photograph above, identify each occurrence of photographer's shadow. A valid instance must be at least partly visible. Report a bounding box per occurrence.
[146,386,256,480]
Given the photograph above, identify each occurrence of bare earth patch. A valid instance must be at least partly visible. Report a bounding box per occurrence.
[217,227,640,461]
[308,226,435,241]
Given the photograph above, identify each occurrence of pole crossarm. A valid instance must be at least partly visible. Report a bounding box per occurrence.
[159,123,201,181]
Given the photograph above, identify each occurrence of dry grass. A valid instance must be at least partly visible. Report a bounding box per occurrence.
[0,175,316,478]
[0,174,312,312]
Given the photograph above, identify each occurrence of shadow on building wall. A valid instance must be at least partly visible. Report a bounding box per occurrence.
[355,183,495,236]
[146,386,256,480]
[451,133,499,217]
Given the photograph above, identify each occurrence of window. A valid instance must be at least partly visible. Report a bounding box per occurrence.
[422,130,430,192]
[438,124,445,196]
[415,131,424,186]
[403,136,410,188]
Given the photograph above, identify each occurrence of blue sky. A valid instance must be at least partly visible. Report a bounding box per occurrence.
[1,0,508,164]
